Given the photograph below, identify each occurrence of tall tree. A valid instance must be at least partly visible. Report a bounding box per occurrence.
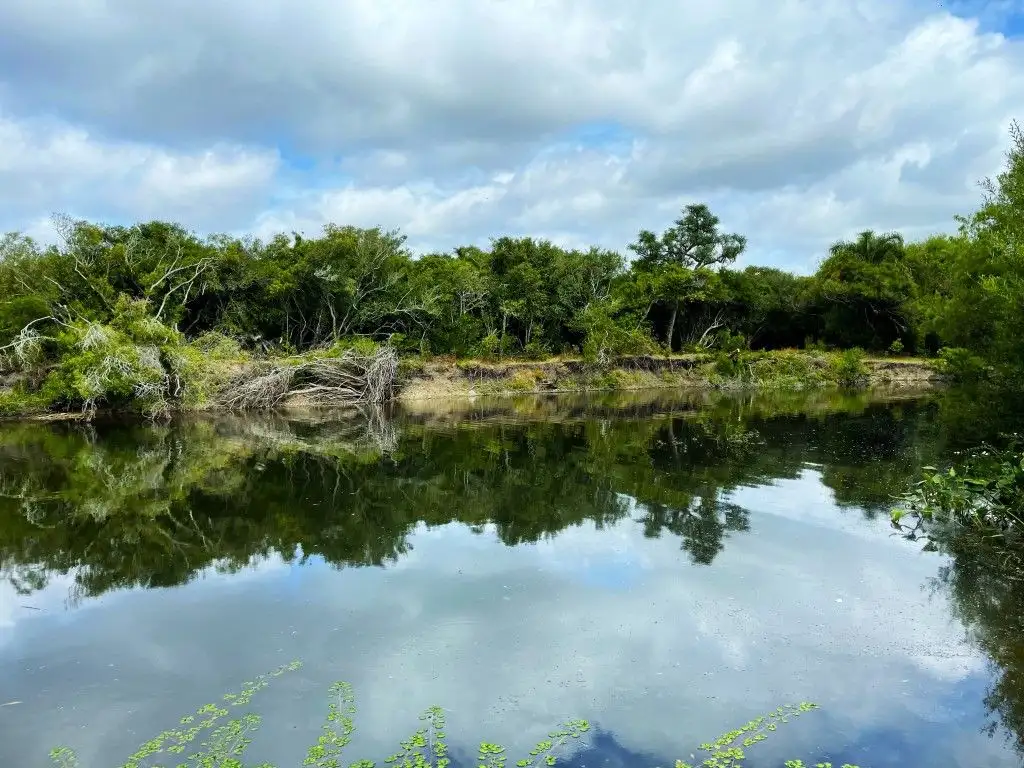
[942,121,1024,372]
[629,204,745,351]
[812,230,915,350]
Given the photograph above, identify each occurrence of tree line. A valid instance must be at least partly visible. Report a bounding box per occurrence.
[1,124,1021,394]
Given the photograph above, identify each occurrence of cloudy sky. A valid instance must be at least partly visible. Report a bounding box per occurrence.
[1,0,1023,271]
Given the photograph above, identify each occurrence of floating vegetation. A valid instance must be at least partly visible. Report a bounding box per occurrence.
[46,663,859,768]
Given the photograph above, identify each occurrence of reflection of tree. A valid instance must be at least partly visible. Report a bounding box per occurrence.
[932,536,1024,757]
[0,393,969,603]
[895,387,1024,757]
[637,499,749,565]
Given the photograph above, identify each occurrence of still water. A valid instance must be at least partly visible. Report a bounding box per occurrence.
[1,389,1022,767]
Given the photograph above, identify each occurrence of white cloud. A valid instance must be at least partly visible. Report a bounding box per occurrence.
[0,0,1021,268]
[0,114,279,235]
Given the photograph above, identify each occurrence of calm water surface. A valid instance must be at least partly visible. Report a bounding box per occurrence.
[2,389,1023,767]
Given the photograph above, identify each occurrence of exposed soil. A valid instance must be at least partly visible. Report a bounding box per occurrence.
[2,354,945,421]
[397,354,944,402]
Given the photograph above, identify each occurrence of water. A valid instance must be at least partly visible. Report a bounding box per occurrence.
[1,388,1022,767]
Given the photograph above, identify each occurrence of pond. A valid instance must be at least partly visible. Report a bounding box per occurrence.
[1,388,1023,768]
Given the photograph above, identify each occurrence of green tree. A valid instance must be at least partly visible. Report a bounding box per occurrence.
[937,121,1024,373]
[811,230,916,351]
[721,267,812,350]
[629,204,745,351]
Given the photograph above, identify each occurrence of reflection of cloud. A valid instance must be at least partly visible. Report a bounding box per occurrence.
[0,475,1014,767]
[0,571,77,642]
[0,553,290,644]
[728,469,904,544]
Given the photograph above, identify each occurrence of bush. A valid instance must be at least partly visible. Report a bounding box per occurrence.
[323,337,381,358]
[804,336,829,353]
[192,331,245,360]
[711,329,748,352]
[507,369,540,391]
[38,320,180,417]
[747,351,828,389]
[472,332,502,361]
[937,347,989,383]
[709,350,835,390]
[0,298,249,417]
[712,351,743,379]
[0,390,50,418]
[888,339,904,355]
[575,303,656,364]
[521,340,550,361]
[830,348,867,388]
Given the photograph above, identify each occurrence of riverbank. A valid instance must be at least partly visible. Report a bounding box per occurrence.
[0,348,943,422]
[397,351,943,402]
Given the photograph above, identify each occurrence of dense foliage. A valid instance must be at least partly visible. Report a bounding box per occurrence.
[1,123,1021,415]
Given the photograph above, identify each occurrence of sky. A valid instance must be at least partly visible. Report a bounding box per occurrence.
[1,0,1023,272]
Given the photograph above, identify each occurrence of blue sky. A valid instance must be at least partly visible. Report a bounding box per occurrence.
[0,0,1023,272]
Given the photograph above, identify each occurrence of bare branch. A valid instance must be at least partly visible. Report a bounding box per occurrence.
[154,259,212,320]
[147,243,186,292]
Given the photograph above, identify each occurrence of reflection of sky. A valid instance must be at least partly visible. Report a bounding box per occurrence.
[0,472,1017,768]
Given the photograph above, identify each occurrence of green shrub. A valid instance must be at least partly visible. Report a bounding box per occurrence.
[507,369,540,391]
[888,339,904,355]
[936,347,989,382]
[711,329,748,352]
[712,351,743,380]
[0,389,51,417]
[38,321,176,416]
[709,351,833,390]
[0,298,246,417]
[747,351,827,389]
[575,303,656,363]
[829,348,867,388]
[325,337,381,358]
[473,332,502,361]
[804,336,829,353]
[521,341,550,361]
[192,331,245,360]
[581,327,654,363]
[386,333,428,356]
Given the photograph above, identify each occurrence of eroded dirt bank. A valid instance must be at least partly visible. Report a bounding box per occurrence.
[397,354,944,402]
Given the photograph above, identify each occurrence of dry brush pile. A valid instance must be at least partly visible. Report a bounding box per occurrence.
[216,345,399,410]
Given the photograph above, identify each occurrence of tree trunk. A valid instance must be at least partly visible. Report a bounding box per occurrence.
[666,301,678,354]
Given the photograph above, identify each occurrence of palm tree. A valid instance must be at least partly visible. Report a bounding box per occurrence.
[828,230,905,265]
